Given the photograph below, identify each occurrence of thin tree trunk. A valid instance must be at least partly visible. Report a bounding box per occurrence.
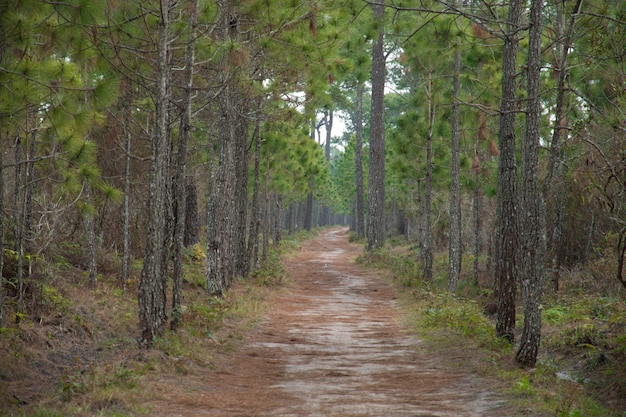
[85,182,98,287]
[367,0,386,250]
[544,0,582,293]
[421,71,434,281]
[516,0,544,368]
[13,132,25,321]
[355,84,366,238]
[247,121,261,274]
[233,119,249,278]
[448,39,462,293]
[0,146,5,328]
[184,182,199,246]
[121,87,132,293]
[495,0,522,343]
[274,195,283,246]
[262,156,270,262]
[304,181,314,231]
[473,186,483,286]
[138,0,171,347]
[171,0,197,331]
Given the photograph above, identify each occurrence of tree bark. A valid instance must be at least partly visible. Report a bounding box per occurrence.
[473,185,483,286]
[0,146,5,328]
[138,0,171,347]
[184,182,199,247]
[543,0,582,292]
[516,0,544,368]
[274,195,283,246]
[85,182,97,288]
[171,0,197,331]
[495,0,522,343]
[121,86,132,293]
[448,40,462,293]
[246,121,261,274]
[233,119,249,278]
[367,0,386,251]
[421,71,434,281]
[304,181,314,231]
[355,84,366,238]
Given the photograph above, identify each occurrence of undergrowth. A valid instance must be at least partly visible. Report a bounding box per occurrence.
[1,229,314,417]
[357,238,625,417]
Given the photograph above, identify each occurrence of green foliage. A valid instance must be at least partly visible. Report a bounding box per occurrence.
[419,291,510,351]
[509,374,536,397]
[252,245,287,287]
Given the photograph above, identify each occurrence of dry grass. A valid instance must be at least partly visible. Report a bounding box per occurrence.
[0,231,310,416]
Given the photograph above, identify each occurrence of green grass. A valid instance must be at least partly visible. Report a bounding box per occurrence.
[356,241,624,417]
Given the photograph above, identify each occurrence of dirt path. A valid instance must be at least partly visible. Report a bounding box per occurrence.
[148,228,508,416]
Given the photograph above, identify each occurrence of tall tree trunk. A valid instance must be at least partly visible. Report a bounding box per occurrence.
[247,121,261,274]
[233,119,249,278]
[288,203,295,236]
[473,186,483,286]
[448,40,462,293]
[206,0,240,293]
[495,0,522,343]
[0,5,4,328]
[262,156,270,262]
[321,109,333,226]
[121,86,132,293]
[355,83,366,238]
[85,182,98,287]
[543,0,582,292]
[0,146,5,328]
[171,0,197,331]
[421,71,434,281]
[324,109,332,162]
[516,0,544,368]
[184,182,199,246]
[304,179,314,231]
[367,0,386,251]
[13,130,27,319]
[206,92,234,295]
[138,0,171,347]
[274,195,283,246]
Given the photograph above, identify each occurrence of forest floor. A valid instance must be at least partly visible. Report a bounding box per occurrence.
[2,227,623,416]
[143,227,520,417]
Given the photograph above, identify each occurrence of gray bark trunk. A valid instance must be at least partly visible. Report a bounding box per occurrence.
[421,71,434,281]
[473,186,483,286]
[171,0,197,331]
[0,147,5,327]
[516,0,544,368]
[184,182,199,246]
[274,195,283,246]
[121,87,132,293]
[233,119,249,278]
[262,157,270,262]
[367,0,386,251]
[355,84,366,238]
[448,41,462,293]
[246,122,261,274]
[543,0,582,292]
[304,183,314,231]
[138,0,171,347]
[85,182,97,287]
[495,0,522,343]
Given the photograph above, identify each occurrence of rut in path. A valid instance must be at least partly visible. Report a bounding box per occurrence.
[148,228,508,417]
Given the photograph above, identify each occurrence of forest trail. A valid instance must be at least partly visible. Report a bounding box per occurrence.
[148,228,509,416]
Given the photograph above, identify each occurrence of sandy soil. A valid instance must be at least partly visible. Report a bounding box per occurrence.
[147,227,511,417]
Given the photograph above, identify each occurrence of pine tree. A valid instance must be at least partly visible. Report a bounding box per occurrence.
[367,0,387,251]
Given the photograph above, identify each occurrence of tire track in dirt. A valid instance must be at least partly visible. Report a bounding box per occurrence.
[148,227,508,416]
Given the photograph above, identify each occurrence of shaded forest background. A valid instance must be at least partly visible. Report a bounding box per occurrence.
[0,0,625,414]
